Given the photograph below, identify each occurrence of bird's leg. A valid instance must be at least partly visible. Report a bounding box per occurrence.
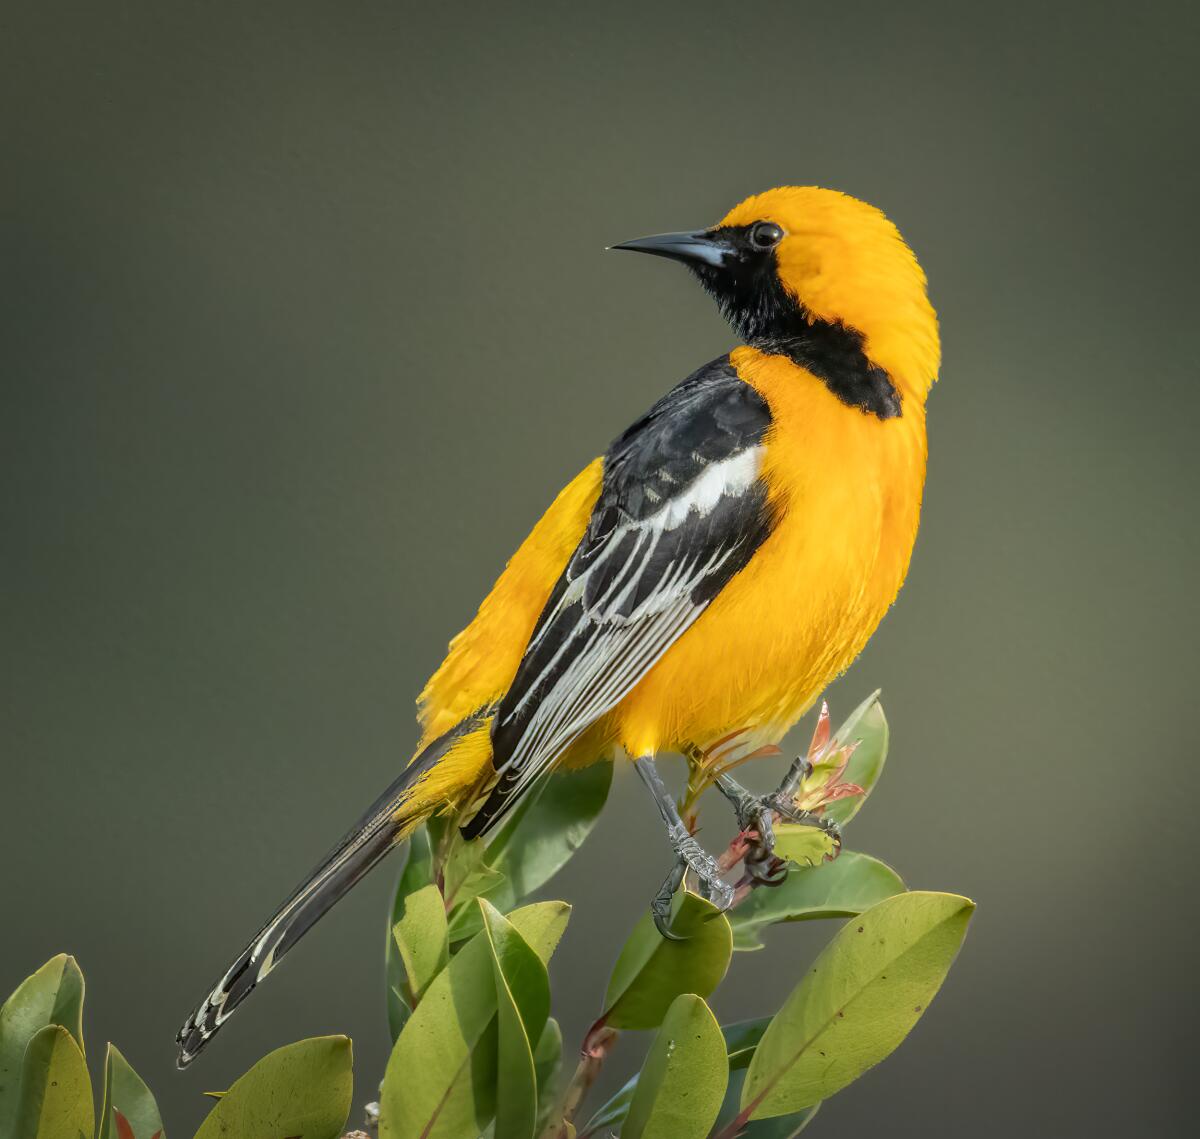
[634,756,735,938]
[714,759,842,886]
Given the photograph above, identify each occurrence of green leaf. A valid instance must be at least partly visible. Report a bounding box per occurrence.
[98,1044,164,1139]
[449,763,612,943]
[482,904,550,1139]
[532,1019,563,1131]
[741,891,974,1118]
[602,891,732,1031]
[578,1074,637,1139]
[578,1073,636,1139]
[581,1018,774,1138]
[393,883,450,1006]
[722,1018,771,1069]
[483,908,551,1046]
[387,828,435,1040]
[501,901,572,963]
[484,761,613,907]
[717,1027,821,1139]
[823,692,888,828]
[193,1036,353,1139]
[770,824,838,869]
[714,1067,818,1138]
[620,995,726,1139]
[444,837,505,913]
[730,852,906,951]
[380,901,570,1139]
[12,1024,94,1139]
[0,955,86,1135]
[387,985,413,1044]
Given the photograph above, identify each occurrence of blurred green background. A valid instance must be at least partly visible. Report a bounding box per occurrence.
[3,1,1196,1134]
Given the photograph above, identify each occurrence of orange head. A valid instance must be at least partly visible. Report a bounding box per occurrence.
[612,186,940,408]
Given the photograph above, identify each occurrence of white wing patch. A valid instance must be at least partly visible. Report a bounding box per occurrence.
[494,444,765,803]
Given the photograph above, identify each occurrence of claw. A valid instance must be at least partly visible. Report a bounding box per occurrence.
[652,899,686,941]
[745,852,789,887]
[649,828,735,938]
[651,859,688,940]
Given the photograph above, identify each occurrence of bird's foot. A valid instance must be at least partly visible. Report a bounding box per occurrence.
[651,823,735,939]
[717,766,843,886]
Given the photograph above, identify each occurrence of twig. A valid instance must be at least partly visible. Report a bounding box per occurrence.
[543,1021,619,1139]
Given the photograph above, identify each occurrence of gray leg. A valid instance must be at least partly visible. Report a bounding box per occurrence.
[635,756,735,937]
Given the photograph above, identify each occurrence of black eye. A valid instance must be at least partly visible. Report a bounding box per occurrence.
[748,221,784,250]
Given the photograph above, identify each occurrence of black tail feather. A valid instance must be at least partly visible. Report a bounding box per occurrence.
[175,712,488,1067]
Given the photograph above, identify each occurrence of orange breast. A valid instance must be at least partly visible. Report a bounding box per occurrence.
[613,347,927,757]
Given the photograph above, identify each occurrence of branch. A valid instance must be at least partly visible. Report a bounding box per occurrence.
[544,1021,619,1139]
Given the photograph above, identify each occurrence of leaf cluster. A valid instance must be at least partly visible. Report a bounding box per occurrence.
[0,694,974,1139]
[377,693,973,1138]
[0,953,354,1139]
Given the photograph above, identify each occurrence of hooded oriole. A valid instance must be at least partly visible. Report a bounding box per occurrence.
[177,186,940,1066]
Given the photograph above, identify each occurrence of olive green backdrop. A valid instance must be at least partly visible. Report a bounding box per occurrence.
[4,1,1196,1134]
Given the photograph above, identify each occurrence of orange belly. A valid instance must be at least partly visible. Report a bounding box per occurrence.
[612,347,927,757]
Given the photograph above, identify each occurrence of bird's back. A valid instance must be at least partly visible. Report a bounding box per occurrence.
[613,346,928,758]
[412,341,927,799]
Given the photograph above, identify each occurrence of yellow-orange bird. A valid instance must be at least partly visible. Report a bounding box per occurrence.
[178,186,940,1066]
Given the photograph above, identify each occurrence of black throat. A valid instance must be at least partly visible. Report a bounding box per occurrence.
[692,226,903,420]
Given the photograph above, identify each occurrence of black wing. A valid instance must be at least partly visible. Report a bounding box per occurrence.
[462,356,775,839]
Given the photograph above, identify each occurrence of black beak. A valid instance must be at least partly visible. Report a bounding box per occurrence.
[608,229,730,269]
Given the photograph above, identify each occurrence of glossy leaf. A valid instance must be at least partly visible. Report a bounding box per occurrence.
[722,1018,771,1069]
[533,1018,563,1132]
[193,1036,353,1139]
[380,901,569,1139]
[620,995,726,1139]
[483,905,550,1139]
[387,828,435,1040]
[602,892,732,1031]
[0,955,86,1135]
[98,1044,164,1139]
[393,883,450,1005]
[713,1067,818,1138]
[741,892,974,1119]
[730,852,906,951]
[580,1018,779,1138]
[500,901,571,962]
[387,985,413,1044]
[770,824,838,869]
[12,1024,94,1139]
[578,1071,636,1139]
[578,1073,637,1139]
[823,692,888,828]
[449,763,612,943]
[484,761,613,907]
[444,837,505,913]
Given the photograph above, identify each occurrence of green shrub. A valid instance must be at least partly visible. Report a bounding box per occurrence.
[0,694,972,1138]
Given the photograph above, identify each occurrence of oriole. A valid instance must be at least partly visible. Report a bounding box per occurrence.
[177,185,940,1066]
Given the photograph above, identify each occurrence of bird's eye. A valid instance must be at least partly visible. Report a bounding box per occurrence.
[748,221,784,250]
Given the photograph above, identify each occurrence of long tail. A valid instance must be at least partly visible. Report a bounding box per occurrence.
[175,711,492,1067]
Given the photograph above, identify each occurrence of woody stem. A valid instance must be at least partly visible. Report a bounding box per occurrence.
[544,1020,618,1139]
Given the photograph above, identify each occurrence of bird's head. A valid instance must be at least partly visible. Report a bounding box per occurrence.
[613,186,939,405]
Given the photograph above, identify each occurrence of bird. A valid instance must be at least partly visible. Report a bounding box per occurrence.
[177,185,940,1067]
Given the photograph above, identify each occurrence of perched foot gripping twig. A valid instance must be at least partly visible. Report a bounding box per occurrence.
[635,756,735,938]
